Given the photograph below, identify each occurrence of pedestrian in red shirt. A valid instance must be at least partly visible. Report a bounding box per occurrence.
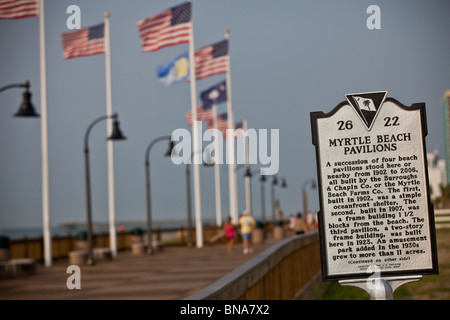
[223,216,236,254]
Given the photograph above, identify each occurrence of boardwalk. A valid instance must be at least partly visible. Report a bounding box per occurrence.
[0,238,277,300]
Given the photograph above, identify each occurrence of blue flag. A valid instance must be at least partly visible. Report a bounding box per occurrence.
[156,52,190,86]
[200,80,227,107]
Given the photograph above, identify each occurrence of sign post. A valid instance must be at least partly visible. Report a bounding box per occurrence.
[310,91,438,299]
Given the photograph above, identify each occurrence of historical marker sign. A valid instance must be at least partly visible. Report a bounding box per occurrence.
[310,91,439,281]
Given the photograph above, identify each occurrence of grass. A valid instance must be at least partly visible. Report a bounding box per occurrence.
[316,281,370,300]
[311,228,450,300]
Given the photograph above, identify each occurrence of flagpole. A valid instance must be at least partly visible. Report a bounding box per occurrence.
[188,0,203,248]
[212,105,222,227]
[225,28,238,224]
[243,116,252,215]
[38,0,52,267]
[104,12,117,256]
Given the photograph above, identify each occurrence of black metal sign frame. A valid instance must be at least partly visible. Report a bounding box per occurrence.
[310,93,439,281]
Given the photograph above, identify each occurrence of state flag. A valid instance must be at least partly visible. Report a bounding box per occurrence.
[200,80,227,107]
[157,52,190,86]
[353,96,376,112]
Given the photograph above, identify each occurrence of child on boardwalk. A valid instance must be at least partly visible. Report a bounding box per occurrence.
[223,216,236,253]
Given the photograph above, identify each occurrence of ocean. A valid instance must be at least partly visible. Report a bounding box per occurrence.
[0,218,218,240]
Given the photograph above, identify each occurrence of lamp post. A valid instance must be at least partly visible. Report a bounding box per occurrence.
[0,81,45,260]
[271,176,287,221]
[234,164,246,216]
[260,174,266,224]
[244,167,252,216]
[242,167,269,222]
[236,165,256,217]
[84,114,126,265]
[271,176,278,221]
[302,179,316,215]
[1,81,50,266]
[145,136,174,254]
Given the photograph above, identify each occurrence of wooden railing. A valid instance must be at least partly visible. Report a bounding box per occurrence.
[7,225,233,261]
[185,231,321,300]
[434,209,450,229]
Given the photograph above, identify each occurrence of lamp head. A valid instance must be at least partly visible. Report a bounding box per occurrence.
[108,119,126,140]
[272,175,278,185]
[14,90,39,118]
[165,140,175,157]
[281,178,287,188]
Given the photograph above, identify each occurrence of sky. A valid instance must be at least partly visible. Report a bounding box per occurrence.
[0,0,449,231]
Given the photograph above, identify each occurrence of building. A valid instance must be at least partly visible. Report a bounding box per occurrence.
[427,150,446,202]
[441,90,450,184]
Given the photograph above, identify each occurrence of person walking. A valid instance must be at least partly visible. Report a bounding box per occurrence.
[238,210,256,254]
[306,212,315,231]
[294,212,308,235]
[223,216,236,253]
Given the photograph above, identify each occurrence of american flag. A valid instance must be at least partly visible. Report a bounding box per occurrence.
[61,24,105,59]
[137,2,191,53]
[0,0,38,19]
[235,121,245,137]
[185,105,214,126]
[207,113,228,137]
[219,114,233,139]
[209,117,245,139]
[191,40,229,81]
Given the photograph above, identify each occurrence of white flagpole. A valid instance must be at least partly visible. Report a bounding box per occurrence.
[104,12,117,256]
[188,0,203,248]
[39,0,52,267]
[243,116,252,215]
[212,105,222,227]
[225,28,238,224]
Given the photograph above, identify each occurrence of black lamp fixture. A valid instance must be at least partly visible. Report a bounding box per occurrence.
[165,140,175,157]
[0,81,39,117]
[108,117,126,140]
[245,167,252,178]
[272,175,278,186]
[15,87,39,117]
[281,177,287,188]
[271,175,287,221]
